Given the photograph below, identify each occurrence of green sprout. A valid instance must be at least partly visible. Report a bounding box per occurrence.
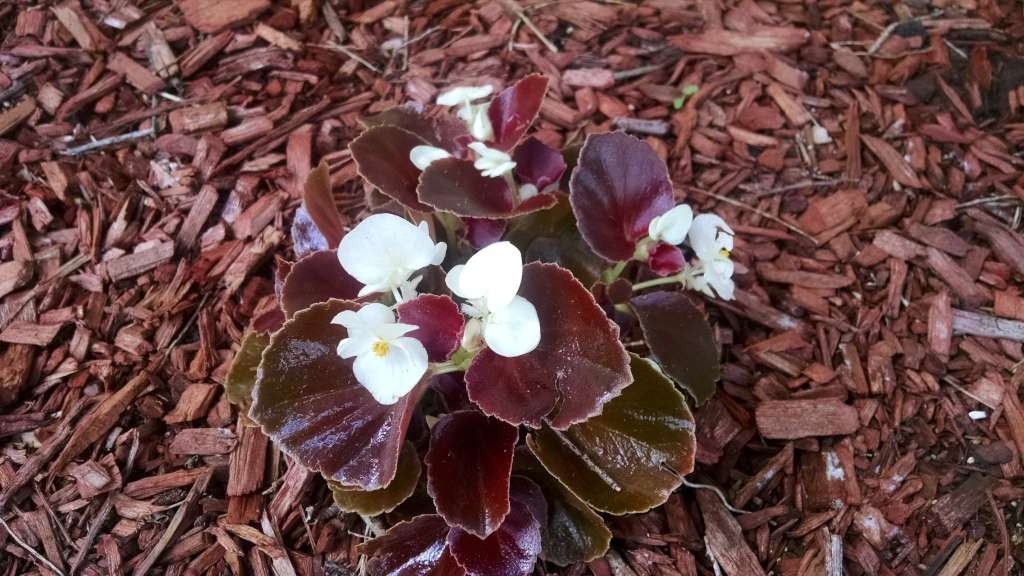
[672,84,700,109]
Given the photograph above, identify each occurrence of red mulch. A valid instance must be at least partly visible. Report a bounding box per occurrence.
[1,1,1023,575]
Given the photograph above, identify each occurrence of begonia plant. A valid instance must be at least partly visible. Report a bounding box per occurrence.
[224,74,737,575]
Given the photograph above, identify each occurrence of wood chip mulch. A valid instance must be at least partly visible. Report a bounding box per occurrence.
[1,1,1023,575]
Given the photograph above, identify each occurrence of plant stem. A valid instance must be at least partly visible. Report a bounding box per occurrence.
[602,260,628,283]
[631,273,683,292]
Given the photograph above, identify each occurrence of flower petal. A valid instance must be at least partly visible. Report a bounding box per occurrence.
[483,296,540,357]
[410,145,452,171]
[355,302,398,329]
[353,336,429,405]
[649,204,693,245]
[459,241,523,311]
[437,85,494,107]
[688,214,734,257]
[338,213,444,293]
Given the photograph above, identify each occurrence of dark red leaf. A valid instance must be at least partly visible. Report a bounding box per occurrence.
[463,217,506,248]
[569,132,675,261]
[647,242,685,276]
[488,75,548,151]
[251,307,285,333]
[280,250,362,318]
[512,137,566,190]
[303,161,345,248]
[427,411,518,538]
[509,476,547,527]
[631,291,720,405]
[362,105,469,152]
[418,158,558,219]
[465,263,631,429]
[250,300,423,490]
[397,294,465,363]
[432,373,472,412]
[328,441,421,516]
[360,515,466,576]
[447,498,541,576]
[528,354,696,514]
[291,205,330,259]
[351,126,432,211]
[513,449,611,566]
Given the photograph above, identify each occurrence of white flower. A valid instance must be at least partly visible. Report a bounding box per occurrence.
[436,85,494,107]
[337,213,447,301]
[409,145,451,170]
[648,204,694,245]
[683,214,735,300]
[688,213,734,259]
[468,142,516,178]
[332,303,429,405]
[445,241,540,357]
[437,85,494,141]
[683,258,735,300]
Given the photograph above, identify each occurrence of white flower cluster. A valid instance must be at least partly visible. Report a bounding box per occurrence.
[408,85,517,180]
[333,214,539,405]
[647,205,736,300]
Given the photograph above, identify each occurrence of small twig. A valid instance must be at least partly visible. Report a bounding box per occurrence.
[867,11,943,55]
[613,63,667,81]
[318,43,381,74]
[686,186,819,245]
[743,177,857,198]
[500,0,559,53]
[0,514,68,576]
[681,478,749,515]
[164,291,212,359]
[62,126,156,156]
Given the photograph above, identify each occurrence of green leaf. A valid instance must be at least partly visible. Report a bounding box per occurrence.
[512,449,611,566]
[527,354,696,515]
[223,330,269,421]
[328,442,421,516]
[630,291,720,405]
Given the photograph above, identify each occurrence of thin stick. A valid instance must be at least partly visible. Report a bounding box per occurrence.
[500,0,559,53]
[0,514,68,576]
[686,186,819,245]
[681,478,749,515]
[62,126,156,156]
[318,43,381,74]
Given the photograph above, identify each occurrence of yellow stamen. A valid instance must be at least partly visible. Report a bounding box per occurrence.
[719,248,731,258]
[372,340,390,357]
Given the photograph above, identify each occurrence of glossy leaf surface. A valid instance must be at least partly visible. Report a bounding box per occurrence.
[488,75,548,151]
[328,441,421,515]
[351,126,432,211]
[280,250,362,317]
[447,498,541,576]
[303,161,345,248]
[463,217,506,248]
[250,300,422,490]
[465,263,631,429]
[418,158,558,219]
[513,449,611,566]
[224,330,269,417]
[360,515,465,576]
[528,354,696,515]
[569,132,675,261]
[291,205,330,259]
[512,137,566,190]
[426,411,518,538]
[631,291,720,405]
[362,105,469,151]
[397,294,464,362]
